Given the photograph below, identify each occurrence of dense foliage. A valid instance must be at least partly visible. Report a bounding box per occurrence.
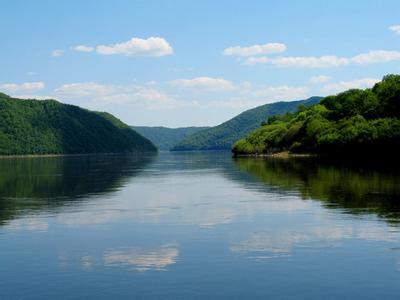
[172,97,321,151]
[232,75,400,156]
[133,126,209,150]
[0,94,156,155]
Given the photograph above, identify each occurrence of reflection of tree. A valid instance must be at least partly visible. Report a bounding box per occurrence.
[234,157,400,222]
[0,154,156,224]
[3,152,399,229]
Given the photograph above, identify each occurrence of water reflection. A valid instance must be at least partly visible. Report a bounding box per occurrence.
[57,245,179,272]
[1,153,400,228]
[2,153,400,228]
[0,154,155,225]
[103,245,179,272]
[1,153,400,298]
[6,217,49,232]
[54,171,309,228]
[233,157,400,223]
[230,223,399,260]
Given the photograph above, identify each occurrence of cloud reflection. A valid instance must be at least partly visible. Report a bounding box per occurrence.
[56,174,312,228]
[230,224,399,259]
[81,255,94,270]
[103,244,179,272]
[6,217,48,232]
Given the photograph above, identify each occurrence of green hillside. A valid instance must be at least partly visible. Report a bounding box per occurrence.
[0,94,156,155]
[171,97,321,151]
[133,126,209,150]
[232,74,400,156]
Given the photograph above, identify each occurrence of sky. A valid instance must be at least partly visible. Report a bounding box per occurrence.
[1,0,400,127]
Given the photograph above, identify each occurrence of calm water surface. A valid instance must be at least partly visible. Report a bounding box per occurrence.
[1,152,400,299]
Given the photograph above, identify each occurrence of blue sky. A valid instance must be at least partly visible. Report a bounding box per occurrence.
[1,0,400,127]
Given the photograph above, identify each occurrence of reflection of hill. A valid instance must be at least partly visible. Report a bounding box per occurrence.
[2,152,399,228]
[0,154,156,224]
[233,157,400,222]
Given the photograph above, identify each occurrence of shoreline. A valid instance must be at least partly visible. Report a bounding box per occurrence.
[233,151,315,158]
[0,151,158,159]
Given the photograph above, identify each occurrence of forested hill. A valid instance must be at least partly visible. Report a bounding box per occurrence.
[133,126,209,150]
[232,74,400,156]
[171,97,321,151]
[0,94,156,155]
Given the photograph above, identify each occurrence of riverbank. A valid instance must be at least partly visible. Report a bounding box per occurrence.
[233,151,315,158]
[0,151,157,159]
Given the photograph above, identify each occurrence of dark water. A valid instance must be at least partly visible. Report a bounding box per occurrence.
[1,152,400,299]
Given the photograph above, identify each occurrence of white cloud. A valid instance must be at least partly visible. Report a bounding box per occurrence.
[73,45,94,52]
[389,25,400,35]
[245,55,349,68]
[251,85,309,101]
[243,56,270,65]
[322,78,380,94]
[244,49,400,68]
[52,76,311,117]
[52,80,310,117]
[223,42,286,57]
[54,82,181,109]
[0,81,45,93]
[96,37,173,57]
[309,75,330,84]
[145,80,157,86]
[11,95,53,100]
[169,77,235,91]
[351,50,400,64]
[55,82,171,104]
[203,84,310,110]
[55,82,116,98]
[52,49,64,57]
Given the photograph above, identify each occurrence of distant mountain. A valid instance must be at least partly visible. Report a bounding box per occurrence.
[133,126,209,150]
[171,97,322,151]
[0,94,156,155]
